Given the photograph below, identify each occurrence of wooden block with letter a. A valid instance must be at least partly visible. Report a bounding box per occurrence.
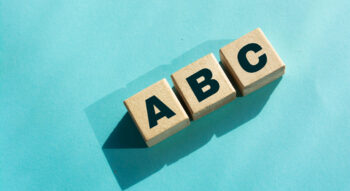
[220,28,285,96]
[171,53,236,120]
[124,79,190,147]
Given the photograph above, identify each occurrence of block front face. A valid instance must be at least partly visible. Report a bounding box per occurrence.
[124,79,190,147]
[220,28,285,96]
[171,53,236,120]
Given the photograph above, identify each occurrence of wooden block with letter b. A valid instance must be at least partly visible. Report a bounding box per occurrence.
[123,79,190,147]
[171,53,236,120]
[220,28,285,96]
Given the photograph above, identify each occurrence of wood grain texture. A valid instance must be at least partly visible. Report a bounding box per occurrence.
[171,53,236,120]
[123,79,190,147]
[220,28,285,96]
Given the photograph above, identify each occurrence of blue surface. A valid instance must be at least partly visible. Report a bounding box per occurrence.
[1,0,350,190]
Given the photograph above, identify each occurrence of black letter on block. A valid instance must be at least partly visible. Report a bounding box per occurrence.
[186,68,220,102]
[238,43,267,73]
[146,96,175,128]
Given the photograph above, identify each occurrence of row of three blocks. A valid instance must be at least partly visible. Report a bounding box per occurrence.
[124,28,286,147]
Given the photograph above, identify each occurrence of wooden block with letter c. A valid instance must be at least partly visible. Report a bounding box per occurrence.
[220,28,285,96]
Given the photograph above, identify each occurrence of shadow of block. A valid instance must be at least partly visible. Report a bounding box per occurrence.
[103,113,147,149]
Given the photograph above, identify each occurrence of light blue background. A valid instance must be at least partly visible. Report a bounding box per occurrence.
[1,0,350,190]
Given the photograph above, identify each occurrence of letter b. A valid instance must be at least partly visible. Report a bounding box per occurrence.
[186,68,220,102]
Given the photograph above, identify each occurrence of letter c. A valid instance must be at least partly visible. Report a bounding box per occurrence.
[237,43,267,73]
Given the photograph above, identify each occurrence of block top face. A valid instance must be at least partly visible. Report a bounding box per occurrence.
[171,53,236,119]
[123,79,189,142]
[220,28,285,89]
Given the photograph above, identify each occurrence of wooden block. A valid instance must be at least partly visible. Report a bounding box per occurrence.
[171,53,236,120]
[124,79,190,147]
[220,28,285,96]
